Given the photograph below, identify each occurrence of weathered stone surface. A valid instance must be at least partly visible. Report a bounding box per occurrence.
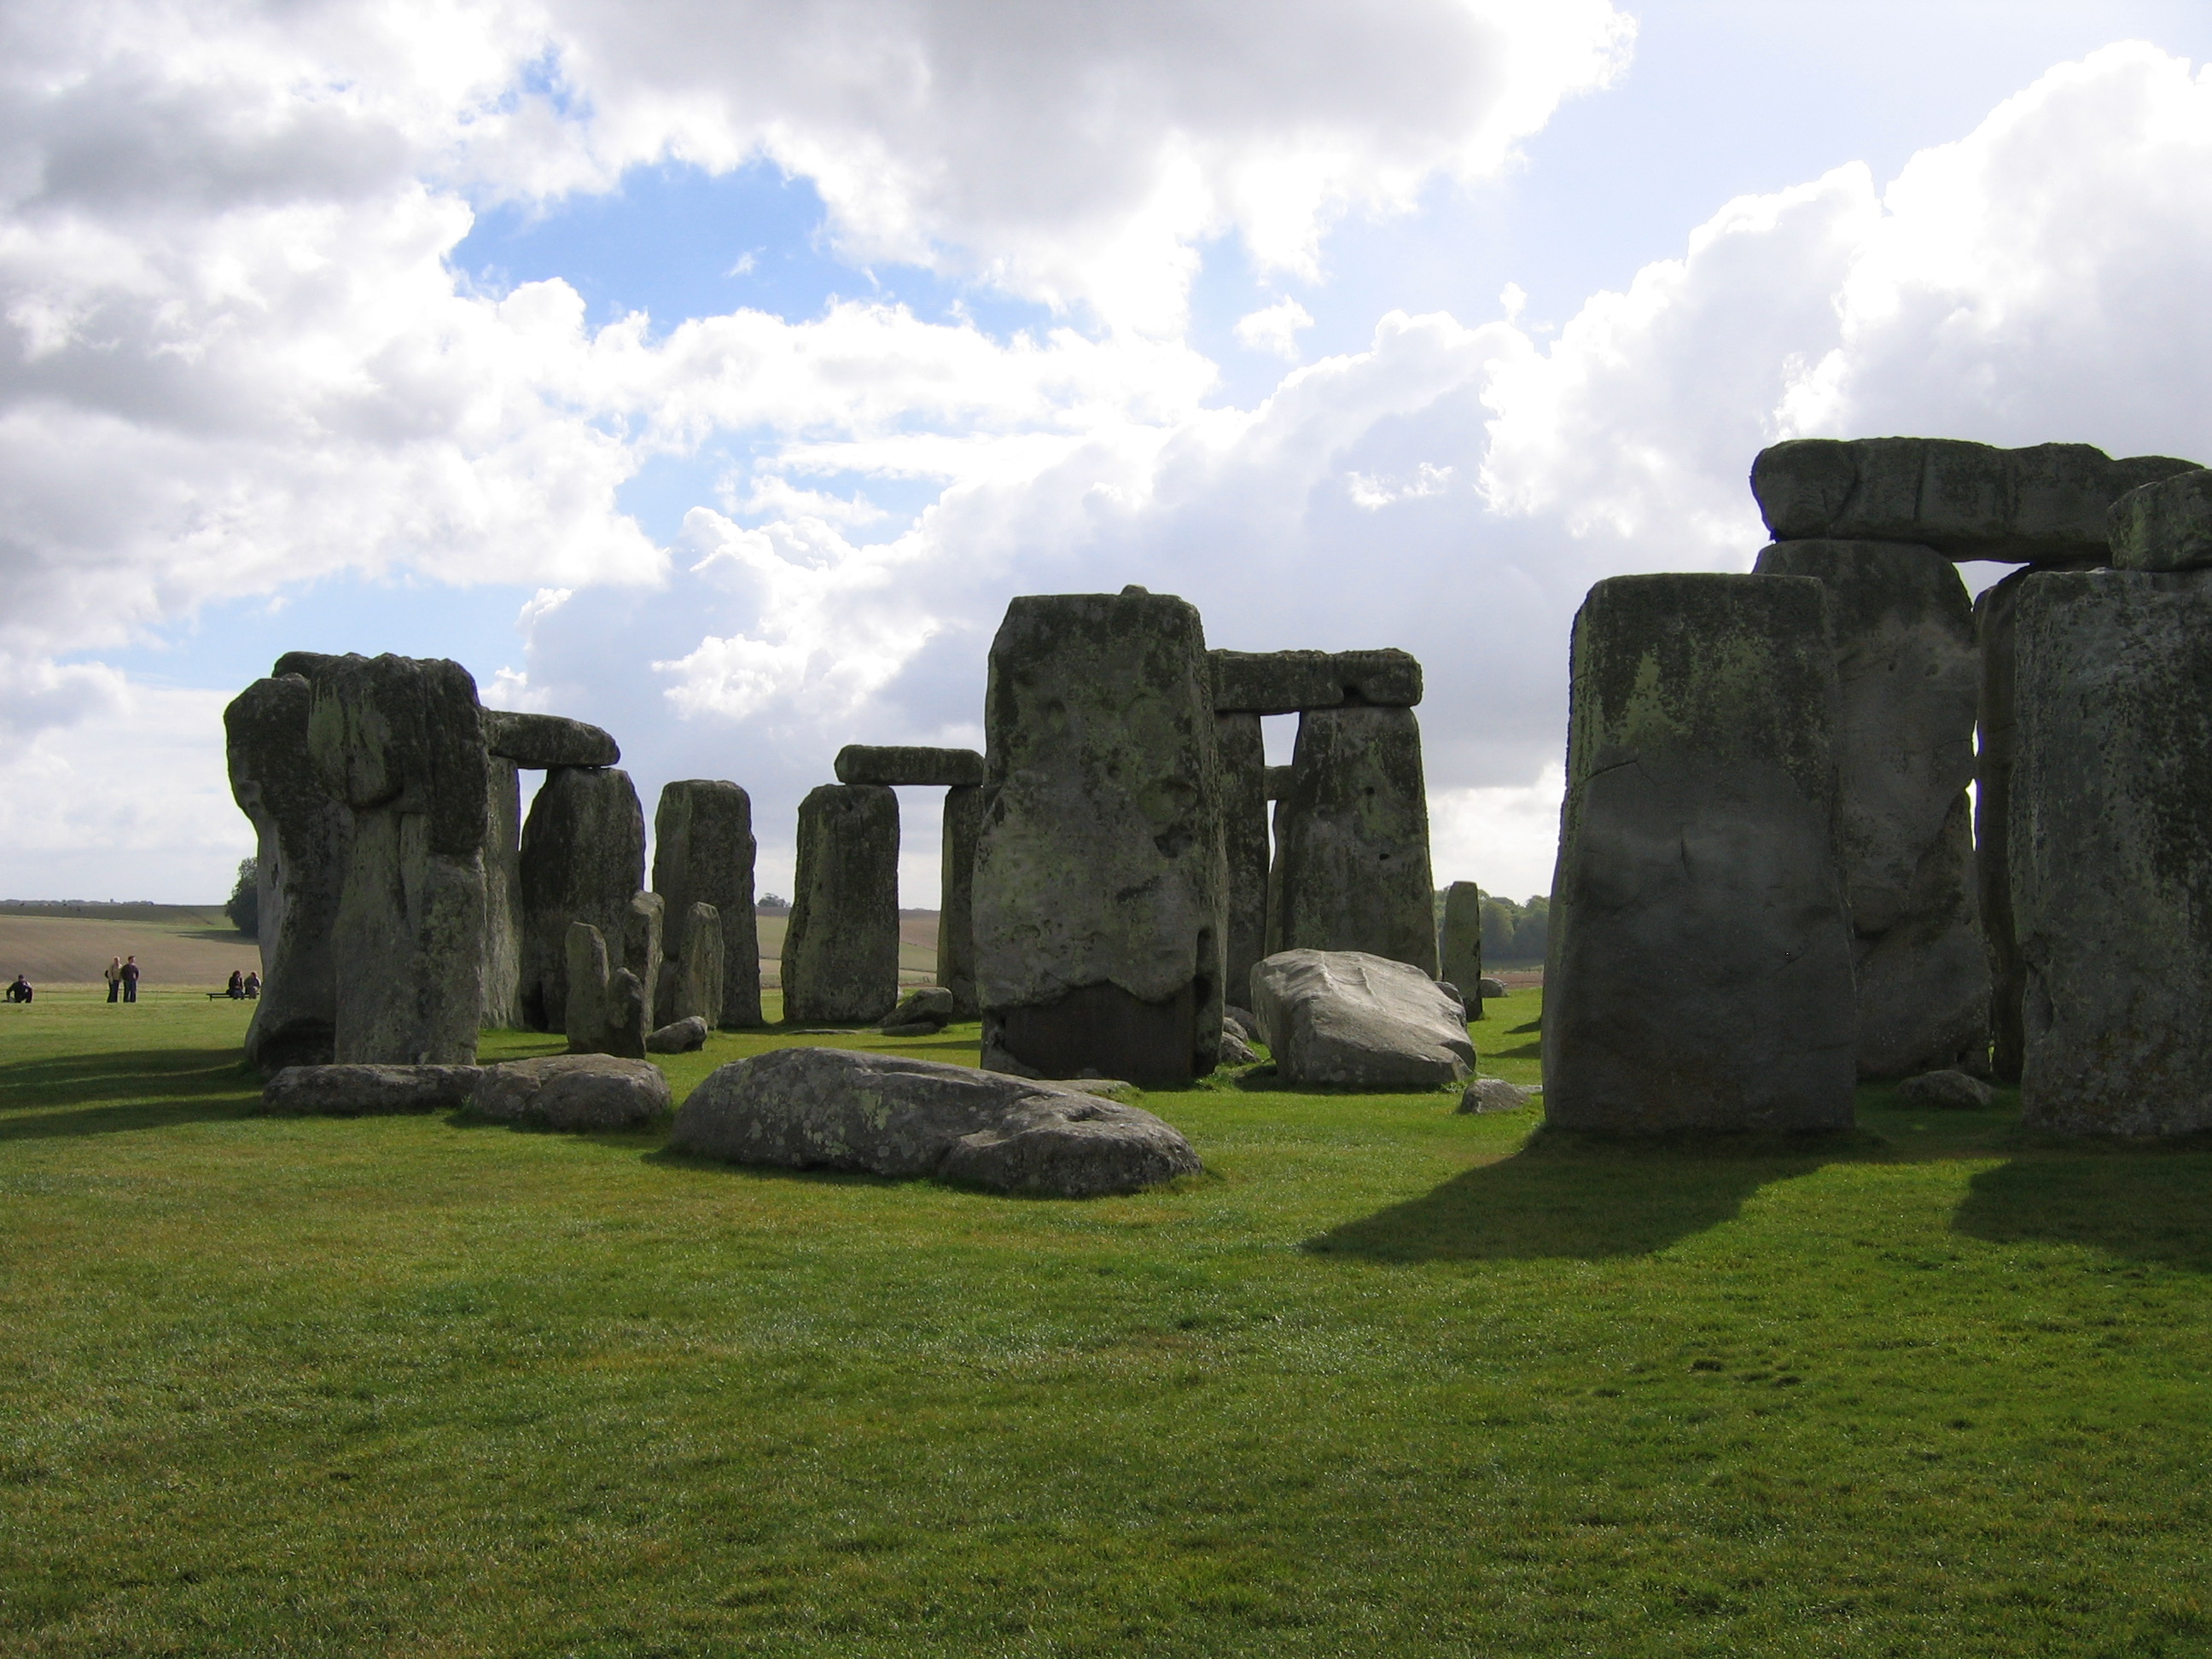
[2110,468,2212,572]
[1211,649,1423,713]
[1253,950,1473,1089]
[1269,705,1438,975]
[1458,1078,1534,1114]
[651,780,761,1029]
[226,673,352,1070]
[1439,882,1484,1022]
[481,708,620,769]
[834,744,985,788]
[646,1015,709,1053]
[783,783,901,1024]
[1263,765,1293,801]
[518,766,646,1032]
[1219,1029,1257,1066]
[1544,573,1857,1133]
[1751,438,2198,565]
[1218,712,1270,1022]
[2013,569,2212,1135]
[668,1046,1202,1196]
[1896,1068,1994,1110]
[261,1062,481,1116]
[562,923,647,1059]
[938,784,982,1018]
[1476,976,1508,999]
[667,902,724,1027]
[1755,539,1987,1078]
[886,987,958,1029]
[1222,1005,1259,1043]
[974,590,1225,1087]
[480,756,524,1029]
[306,654,487,1066]
[621,891,663,990]
[471,1054,670,1129]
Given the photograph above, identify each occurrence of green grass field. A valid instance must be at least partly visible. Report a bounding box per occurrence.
[4,990,2212,1656]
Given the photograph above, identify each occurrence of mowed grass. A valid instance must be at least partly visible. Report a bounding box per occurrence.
[4,992,2212,1656]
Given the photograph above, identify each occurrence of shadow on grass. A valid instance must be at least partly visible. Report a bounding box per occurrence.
[1307,1126,1875,1262]
[1952,1142,2212,1272]
[0,1049,259,1139]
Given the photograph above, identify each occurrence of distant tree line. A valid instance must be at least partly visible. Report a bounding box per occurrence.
[1433,888,1549,965]
[226,858,259,940]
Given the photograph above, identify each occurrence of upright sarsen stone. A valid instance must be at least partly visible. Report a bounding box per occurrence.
[1216,712,1269,1018]
[670,902,725,1026]
[1269,705,1439,976]
[1439,881,1483,1020]
[1754,540,1986,1077]
[974,589,1225,1087]
[225,673,352,1070]
[938,783,983,1018]
[480,755,524,1029]
[782,784,901,1023]
[2013,570,2212,1135]
[306,654,489,1066]
[1544,573,1856,1133]
[651,780,762,1029]
[518,767,646,1032]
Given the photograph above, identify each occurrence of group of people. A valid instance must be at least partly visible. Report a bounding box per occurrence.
[104,956,142,1003]
[3,957,261,1005]
[220,969,261,1000]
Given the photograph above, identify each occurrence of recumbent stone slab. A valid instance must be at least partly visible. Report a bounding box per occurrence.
[651,780,762,1028]
[481,708,620,769]
[471,1054,671,1129]
[1210,648,1423,714]
[261,1062,482,1116]
[647,1015,708,1053]
[833,744,985,788]
[1543,573,1856,1133]
[1252,949,1474,1090]
[782,783,901,1024]
[517,765,645,1032]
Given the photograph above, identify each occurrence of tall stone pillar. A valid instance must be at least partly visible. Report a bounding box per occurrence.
[1214,712,1268,1022]
[782,783,901,1023]
[479,755,524,1029]
[1755,539,1985,1078]
[651,780,762,1029]
[974,588,1225,1086]
[1439,881,1483,1019]
[225,672,352,1070]
[518,766,646,1032]
[1543,573,1856,1133]
[939,784,983,1017]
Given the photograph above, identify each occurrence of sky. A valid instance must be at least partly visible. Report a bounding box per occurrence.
[6,0,2212,909]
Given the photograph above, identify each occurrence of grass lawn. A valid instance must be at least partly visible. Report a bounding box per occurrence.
[4,989,2212,1656]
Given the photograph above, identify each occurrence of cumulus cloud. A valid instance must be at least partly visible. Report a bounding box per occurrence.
[1234,297,1315,358]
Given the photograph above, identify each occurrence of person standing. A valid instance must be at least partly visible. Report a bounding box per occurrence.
[105,957,121,1004]
[120,955,140,1004]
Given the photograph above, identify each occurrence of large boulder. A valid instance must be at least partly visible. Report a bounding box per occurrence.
[225,672,352,1070]
[1438,882,1484,1022]
[650,779,762,1029]
[261,1063,480,1115]
[1252,950,1474,1089]
[667,1046,1202,1196]
[833,745,985,787]
[470,1054,671,1130]
[1217,711,1270,1022]
[1211,649,1423,713]
[1543,573,1857,1133]
[481,709,620,769]
[973,589,1225,1086]
[2013,569,2212,1135]
[1269,704,1439,975]
[782,783,901,1023]
[517,765,646,1032]
[1754,540,1987,1077]
[1751,439,2198,564]
[306,654,487,1066]
[646,1016,708,1053]
[938,783,983,1018]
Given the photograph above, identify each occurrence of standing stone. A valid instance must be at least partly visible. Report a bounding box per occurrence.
[479,755,524,1029]
[1438,881,1484,1021]
[782,783,901,1024]
[1544,573,1856,1133]
[1217,712,1269,1020]
[563,921,647,1060]
[670,902,725,1026]
[2013,569,2212,1135]
[517,767,646,1033]
[1269,704,1439,977]
[306,654,488,1066]
[973,589,1225,1087]
[621,891,663,991]
[938,783,983,1018]
[1755,540,1987,1077]
[225,673,352,1070]
[650,780,762,1029]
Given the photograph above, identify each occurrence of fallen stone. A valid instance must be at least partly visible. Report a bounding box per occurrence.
[481,709,620,769]
[1045,1078,1139,1101]
[1750,438,2199,565]
[646,1015,708,1053]
[888,986,958,1027]
[1252,950,1475,1090]
[518,765,646,1032]
[879,1021,944,1038]
[2110,468,2212,573]
[1895,1068,1994,1110]
[783,783,901,1024]
[651,780,761,1028]
[1476,977,1508,999]
[1223,1004,1260,1040]
[1439,882,1484,1022]
[470,1054,671,1130]
[833,744,986,788]
[1219,1029,1258,1066]
[668,1047,1202,1196]
[261,1062,481,1116]
[1211,649,1424,713]
[1457,1078,1534,1114]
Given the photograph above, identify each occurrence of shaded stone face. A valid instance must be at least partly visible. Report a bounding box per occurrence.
[938,783,983,1018]
[1216,712,1269,1022]
[2110,468,2212,572]
[1754,540,1986,1078]
[972,590,1225,1087]
[782,783,901,1024]
[621,891,663,991]
[225,672,352,1070]
[1210,648,1423,714]
[480,756,523,1030]
[306,654,489,1067]
[2013,569,2212,1135]
[1438,881,1483,1020]
[650,779,761,1029]
[670,902,725,1027]
[1750,438,2199,565]
[517,766,647,1032]
[1269,704,1438,976]
[833,745,986,788]
[1543,573,1857,1133]
[481,709,620,769]
[562,921,648,1059]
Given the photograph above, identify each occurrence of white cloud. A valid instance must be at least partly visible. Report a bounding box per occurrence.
[1234,297,1314,359]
